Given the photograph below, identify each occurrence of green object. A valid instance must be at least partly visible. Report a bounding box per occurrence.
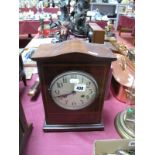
[127,108,134,113]
[115,109,135,139]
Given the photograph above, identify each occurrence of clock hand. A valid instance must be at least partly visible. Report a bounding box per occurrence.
[54,91,76,98]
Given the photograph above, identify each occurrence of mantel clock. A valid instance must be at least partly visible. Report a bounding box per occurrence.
[32,39,116,131]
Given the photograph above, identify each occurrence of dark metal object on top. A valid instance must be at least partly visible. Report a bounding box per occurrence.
[70,0,90,37]
[48,0,91,39]
[58,0,70,22]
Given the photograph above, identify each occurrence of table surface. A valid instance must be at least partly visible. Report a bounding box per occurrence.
[20,73,129,155]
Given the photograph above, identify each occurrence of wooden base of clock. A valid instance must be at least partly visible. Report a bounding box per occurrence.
[43,122,104,132]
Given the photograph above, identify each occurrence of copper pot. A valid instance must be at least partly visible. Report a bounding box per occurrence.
[111,54,135,104]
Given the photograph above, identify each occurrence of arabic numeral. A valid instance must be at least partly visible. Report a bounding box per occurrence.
[71,74,77,78]
[63,77,67,83]
[80,100,84,104]
[72,102,76,105]
[55,89,60,95]
[81,77,84,83]
[89,89,93,94]
[86,81,91,88]
[57,82,63,88]
[86,95,90,100]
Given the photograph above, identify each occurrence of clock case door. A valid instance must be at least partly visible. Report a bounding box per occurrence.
[32,40,116,131]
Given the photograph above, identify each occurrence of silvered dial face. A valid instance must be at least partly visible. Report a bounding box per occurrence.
[49,71,98,110]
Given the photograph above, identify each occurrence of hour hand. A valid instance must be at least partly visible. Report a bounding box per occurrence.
[54,91,76,98]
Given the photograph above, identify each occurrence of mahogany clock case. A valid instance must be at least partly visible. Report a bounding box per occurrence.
[32,40,116,131]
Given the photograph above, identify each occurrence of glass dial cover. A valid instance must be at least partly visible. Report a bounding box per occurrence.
[49,71,98,110]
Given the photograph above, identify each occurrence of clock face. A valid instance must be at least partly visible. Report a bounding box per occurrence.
[49,71,98,110]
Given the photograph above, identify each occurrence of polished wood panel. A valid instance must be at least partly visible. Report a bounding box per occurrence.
[88,23,105,44]
[32,39,115,60]
[32,39,116,131]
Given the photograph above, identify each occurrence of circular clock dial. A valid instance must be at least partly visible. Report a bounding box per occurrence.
[49,71,98,110]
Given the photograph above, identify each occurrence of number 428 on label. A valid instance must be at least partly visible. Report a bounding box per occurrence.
[74,84,86,92]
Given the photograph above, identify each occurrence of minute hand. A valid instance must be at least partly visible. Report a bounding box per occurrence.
[54,91,76,98]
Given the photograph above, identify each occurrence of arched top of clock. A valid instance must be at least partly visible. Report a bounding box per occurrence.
[32,39,116,62]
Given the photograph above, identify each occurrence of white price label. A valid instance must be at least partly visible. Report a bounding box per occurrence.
[74,84,86,92]
[70,79,79,84]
